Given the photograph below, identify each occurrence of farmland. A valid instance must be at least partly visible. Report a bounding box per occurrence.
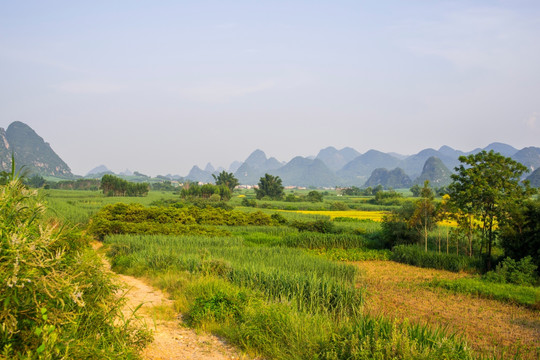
[7,176,539,359]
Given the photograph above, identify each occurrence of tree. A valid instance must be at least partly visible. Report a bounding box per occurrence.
[212,171,239,192]
[499,198,540,274]
[448,150,533,269]
[255,173,284,200]
[410,184,421,197]
[306,190,323,202]
[409,181,437,251]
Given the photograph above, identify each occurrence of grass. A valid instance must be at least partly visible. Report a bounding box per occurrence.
[429,277,540,308]
[42,189,179,225]
[106,234,362,317]
[104,233,477,360]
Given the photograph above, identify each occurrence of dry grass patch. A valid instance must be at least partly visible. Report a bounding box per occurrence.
[355,261,540,359]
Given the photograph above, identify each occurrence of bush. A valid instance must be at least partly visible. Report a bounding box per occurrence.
[0,178,150,358]
[290,219,335,234]
[483,256,538,286]
[88,203,276,239]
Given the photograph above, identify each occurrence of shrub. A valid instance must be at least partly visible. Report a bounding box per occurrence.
[0,177,150,358]
[483,256,538,286]
[290,219,335,233]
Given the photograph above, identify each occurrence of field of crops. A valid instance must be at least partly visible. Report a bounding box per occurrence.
[37,188,539,359]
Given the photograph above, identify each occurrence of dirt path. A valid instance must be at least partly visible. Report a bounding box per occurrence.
[355,261,540,359]
[93,242,246,360]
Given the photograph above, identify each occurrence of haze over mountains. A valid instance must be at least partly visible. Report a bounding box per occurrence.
[2,122,539,188]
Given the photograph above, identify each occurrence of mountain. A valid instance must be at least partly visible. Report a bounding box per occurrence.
[86,165,112,176]
[204,163,215,173]
[484,142,518,158]
[275,157,339,187]
[338,150,401,185]
[2,121,72,177]
[364,168,412,189]
[228,160,242,173]
[512,147,540,172]
[316,146,360,171]
[414,157,452,187]
[185,165,214,183]
[234,150,284,185]
[526,168,540,187]
[0,128,11,170]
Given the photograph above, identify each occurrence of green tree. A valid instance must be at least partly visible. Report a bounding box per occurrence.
[448,150,533,269]
[410,184,421,197]
[255,173,284,200]
[306,190,323,202]
[409,181,437,251]
[212,171,239,192]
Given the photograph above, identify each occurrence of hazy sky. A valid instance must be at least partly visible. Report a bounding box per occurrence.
[1,1,539,176]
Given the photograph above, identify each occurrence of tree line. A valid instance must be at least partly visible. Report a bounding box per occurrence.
[100,174,149,197]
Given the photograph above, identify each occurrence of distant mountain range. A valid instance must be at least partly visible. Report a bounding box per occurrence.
[3,122,539,188]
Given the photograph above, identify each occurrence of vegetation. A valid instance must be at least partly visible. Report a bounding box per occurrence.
[430,278,540,308]
[180,182,231,201]
[255,173,284,200]
[101,174,149,197]
[391,245,482,272]
[0,172,150,358]
[448,150,533,269]
[88,203,275,240]
[212,171,239,192]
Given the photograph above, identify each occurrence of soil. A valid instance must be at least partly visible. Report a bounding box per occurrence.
[93,242,247,360]
[355,260,540,359]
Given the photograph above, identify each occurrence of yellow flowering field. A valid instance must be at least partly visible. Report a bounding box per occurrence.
[284,210,389,222]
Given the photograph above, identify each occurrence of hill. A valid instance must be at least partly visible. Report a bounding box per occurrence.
[526,168,540,187]
[1,121,72,177]
[414,157,452,187]
[364,168,412,189]
[275,157,339,187]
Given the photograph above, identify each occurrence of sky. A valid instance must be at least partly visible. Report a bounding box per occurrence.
[1,0,539,176]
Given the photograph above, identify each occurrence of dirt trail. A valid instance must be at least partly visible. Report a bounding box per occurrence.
[355,261,540,359]
[93,242,246,360]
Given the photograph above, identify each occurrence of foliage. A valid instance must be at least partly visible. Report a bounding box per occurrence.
[101,174,149,197]
[47,178,101,191]
[330,201,349,211]
[483,256,538,286]
[430,277,540,308]
[290,219,335,234]
[0,177,150,358]
[255,173,284,200]
[448,150,533,268]
[241,197,257,207]
[106,234,475,360]
[499,199,540,274]
[212,171,239,192]
[310,248,391,261]
[306,190,324,202]
[180,182,231,201]
[23,174,46,188]
[380,202,419,248]
[409,181,438,251]
[410,184,421,197]
[391,245,481,272]
[106,234,362,317]
[150,180,177,191]
[88,203,276,240]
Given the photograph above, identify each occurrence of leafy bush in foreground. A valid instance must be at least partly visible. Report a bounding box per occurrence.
[0,178,150,358]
